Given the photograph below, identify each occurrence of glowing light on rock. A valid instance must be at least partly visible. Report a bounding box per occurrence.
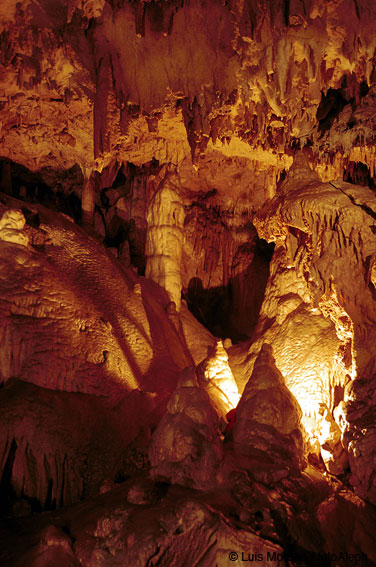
[0,209,29,246]
[197,340,240,414]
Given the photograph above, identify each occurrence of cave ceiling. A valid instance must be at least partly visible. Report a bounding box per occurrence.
[2,0,376,206]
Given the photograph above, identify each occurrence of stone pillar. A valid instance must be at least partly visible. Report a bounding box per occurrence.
[145,170,184,310]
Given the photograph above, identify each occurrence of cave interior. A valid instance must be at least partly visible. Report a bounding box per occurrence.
[1,0,376,565]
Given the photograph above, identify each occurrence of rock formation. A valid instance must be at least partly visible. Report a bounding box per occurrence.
[196,339,240,416]
[1,0,376,565]
[149,367,222,489]
[0,208,29,246]
[230,344,306,474]
[247,153,376,503]
[145,169,185,309]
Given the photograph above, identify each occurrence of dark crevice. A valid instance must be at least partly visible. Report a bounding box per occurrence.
[0,158,82,223]
[45,478,56,510]
[0,439,17,514]
[99,160,161,274]
[183,238,274,343]
[329,181,376,222]
[284,0,290,26]
[343,161,375,191]
[316,88,349,135]
[353,0,360,19]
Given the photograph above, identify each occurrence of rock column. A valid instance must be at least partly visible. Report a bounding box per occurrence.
[145,171,184,310]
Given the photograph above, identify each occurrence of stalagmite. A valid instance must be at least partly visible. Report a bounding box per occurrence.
[252,153,376,502]
[196,339,240,416]
[145,170,185,310]
[149,367,222,489]
[230,344,306,475]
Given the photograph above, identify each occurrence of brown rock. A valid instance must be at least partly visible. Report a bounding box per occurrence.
[231,344,306,472]
[149,369,222,489]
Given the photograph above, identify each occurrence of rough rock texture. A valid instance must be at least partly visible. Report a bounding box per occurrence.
[244,154,376,502]
[231,344,306,473]
[2,466,376,567]
[0,208,29,246]
[0,196,211,397]
[229,239,345,475]
[3,0,376,185]
[196,339,240,417]
[2,0,376,564]
[0,196,214,508]
[182,204,272,341]
[0,378,123,508]
[145,169,185,309]
[0,189,376,562]
[149,367,222,489]
[317,403,349,475]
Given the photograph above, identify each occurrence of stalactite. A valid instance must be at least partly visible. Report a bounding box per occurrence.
[93,54,110,159]
[184,202,237,291]
[181,97,203,160]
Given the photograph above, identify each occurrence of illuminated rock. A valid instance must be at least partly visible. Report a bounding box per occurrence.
[0,200,204,395]
[2,0,376,561]
[2,0,376,190]
[317,403,348,475]
[81,175,95,227]
[253,154,376,499]
[232,243,342,452]
[145,170,185,310]
[231,344,306,472]
[196,339,240,416]
[0,208,28,246]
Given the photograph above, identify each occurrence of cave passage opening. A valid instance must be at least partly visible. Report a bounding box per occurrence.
[184,236,275,343]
